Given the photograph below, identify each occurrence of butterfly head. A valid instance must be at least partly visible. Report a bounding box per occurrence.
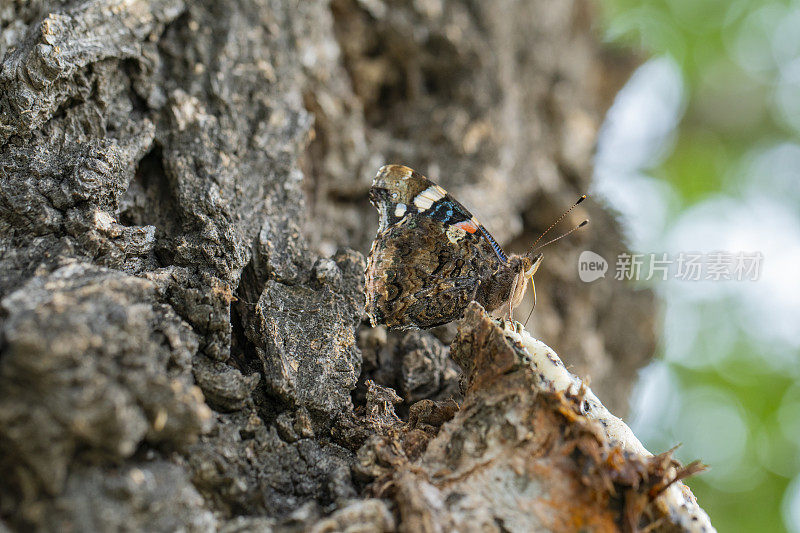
[508,252,543,311]
[524,252,543,279]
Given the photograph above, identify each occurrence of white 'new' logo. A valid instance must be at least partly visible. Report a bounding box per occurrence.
[578,251,607,282]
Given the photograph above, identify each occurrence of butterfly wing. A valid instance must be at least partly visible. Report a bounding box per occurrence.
[368,165,508,263]
[365,165,512,329]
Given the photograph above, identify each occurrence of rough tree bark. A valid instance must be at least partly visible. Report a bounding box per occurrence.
[0,0,684,531]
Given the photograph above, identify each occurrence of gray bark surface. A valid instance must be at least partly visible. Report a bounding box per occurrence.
[0,1,658,531]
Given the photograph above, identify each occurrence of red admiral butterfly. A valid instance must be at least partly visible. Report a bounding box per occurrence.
[365,164,586,330]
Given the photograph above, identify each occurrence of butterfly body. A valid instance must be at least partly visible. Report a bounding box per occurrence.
[365,165,541,329]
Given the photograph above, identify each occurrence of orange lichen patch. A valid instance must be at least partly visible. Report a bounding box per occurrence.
[534,495,620,533]
[210,280,237,304]
[604,446,628,473]
[556,391,583,423]
[524,452,620,532]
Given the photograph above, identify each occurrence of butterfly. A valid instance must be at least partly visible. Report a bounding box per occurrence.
[365,164,548,330]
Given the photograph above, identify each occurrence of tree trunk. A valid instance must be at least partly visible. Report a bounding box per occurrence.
[0,1,680,531]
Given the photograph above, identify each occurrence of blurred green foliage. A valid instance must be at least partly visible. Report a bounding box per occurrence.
[597,1,800,532]
[601,0,798,203]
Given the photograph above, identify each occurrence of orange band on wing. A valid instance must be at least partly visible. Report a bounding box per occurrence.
[453,220,478,234]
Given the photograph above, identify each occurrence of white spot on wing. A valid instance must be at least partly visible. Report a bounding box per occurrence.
[446,225,467,243]
[394,203,406,217]
[413,186,445,211]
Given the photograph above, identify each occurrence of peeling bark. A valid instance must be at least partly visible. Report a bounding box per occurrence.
[359,304,713,532]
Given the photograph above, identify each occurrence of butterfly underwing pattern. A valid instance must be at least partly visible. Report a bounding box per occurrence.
[365,164,542,329]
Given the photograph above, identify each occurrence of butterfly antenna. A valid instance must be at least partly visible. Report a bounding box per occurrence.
[529,195,587,251]
[532,220,588,252]
[522,196,588,328]
[521,220,585,328]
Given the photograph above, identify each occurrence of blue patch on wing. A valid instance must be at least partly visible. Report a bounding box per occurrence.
[426,199,468,225]
[418,198,508,264]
